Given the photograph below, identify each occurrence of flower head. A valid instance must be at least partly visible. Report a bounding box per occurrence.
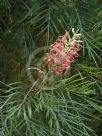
[45,30,82,75]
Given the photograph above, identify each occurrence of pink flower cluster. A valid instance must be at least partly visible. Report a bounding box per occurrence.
[45,30,82,75]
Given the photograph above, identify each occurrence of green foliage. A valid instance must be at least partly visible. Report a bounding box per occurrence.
[0,0,102,136]
[0,73,102,136]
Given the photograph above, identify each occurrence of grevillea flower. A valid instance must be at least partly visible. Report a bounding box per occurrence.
[45,30,82,75]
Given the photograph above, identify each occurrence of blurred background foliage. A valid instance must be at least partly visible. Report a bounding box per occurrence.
[0,0,102,136]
